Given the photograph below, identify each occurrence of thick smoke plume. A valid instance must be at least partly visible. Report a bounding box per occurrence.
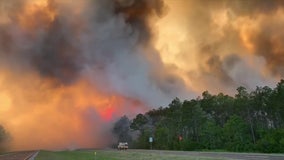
[0,0,188,150]
[155,0,284,93]
[0,0,284,151]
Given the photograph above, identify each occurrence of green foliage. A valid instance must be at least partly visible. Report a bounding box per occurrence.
[200,120,222,149]
[133,129,152,149]
[113,79,284,153]
[223,115,252,152]
[130,114,148,131]
[256,129,284,153]
[154,126,169,150]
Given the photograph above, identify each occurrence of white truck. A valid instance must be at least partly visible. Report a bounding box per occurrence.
[117,142,128,150]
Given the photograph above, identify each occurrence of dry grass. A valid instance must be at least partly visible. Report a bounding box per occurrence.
[35,150,229,160]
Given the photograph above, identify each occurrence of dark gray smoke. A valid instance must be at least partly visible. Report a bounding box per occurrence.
[114,0,164,43]
[112,116,132,143]
[31,17,83,84]
[0,0,189,106]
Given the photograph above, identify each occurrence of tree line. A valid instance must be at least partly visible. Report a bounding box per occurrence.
[113,80,284,153]
[0,125,9,152]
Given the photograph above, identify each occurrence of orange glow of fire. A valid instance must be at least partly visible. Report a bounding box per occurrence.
[100,106,115,121]
[0,69,148,150]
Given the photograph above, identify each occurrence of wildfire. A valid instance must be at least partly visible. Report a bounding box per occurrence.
[1,0,284,151]
[0,69,147,150]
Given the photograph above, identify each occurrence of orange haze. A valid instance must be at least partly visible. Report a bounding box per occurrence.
[1,0,284,151]
[0,69,147,150]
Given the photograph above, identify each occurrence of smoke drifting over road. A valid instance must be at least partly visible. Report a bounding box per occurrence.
[0,0,283,150]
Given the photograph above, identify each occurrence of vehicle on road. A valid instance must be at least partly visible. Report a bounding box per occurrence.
[117,142,128,150]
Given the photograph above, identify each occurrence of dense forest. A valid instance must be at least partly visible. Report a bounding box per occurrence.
[113,80,284,153]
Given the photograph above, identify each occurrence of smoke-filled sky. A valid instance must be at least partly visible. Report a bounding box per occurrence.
[0,0,283,151]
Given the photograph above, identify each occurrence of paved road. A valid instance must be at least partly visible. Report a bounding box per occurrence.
[129,149,284,160]
[0,151,37,160]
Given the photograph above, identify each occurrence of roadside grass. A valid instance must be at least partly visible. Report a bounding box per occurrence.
[35,150,229,160]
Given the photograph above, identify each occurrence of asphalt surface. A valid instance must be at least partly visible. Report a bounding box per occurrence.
[129,149,284,160]
[0,151,37,160]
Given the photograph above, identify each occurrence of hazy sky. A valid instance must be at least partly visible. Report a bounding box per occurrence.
[0,0,283,150]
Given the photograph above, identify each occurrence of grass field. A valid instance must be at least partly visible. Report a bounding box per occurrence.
[35,150,229,160]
